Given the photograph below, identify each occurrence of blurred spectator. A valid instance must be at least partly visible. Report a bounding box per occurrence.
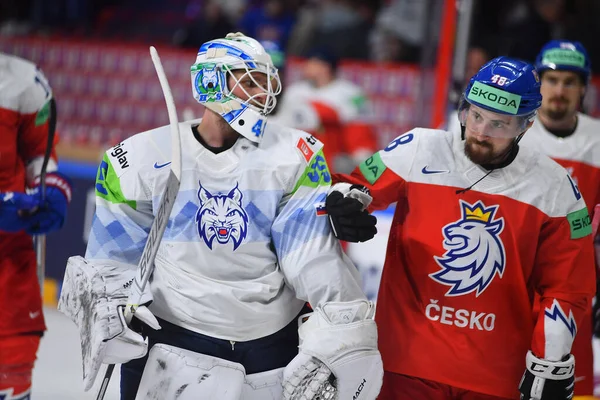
[271,47,378,173]
[30,0,97,34]
[173,0,235,48]
[0,0,32,35]
[471,0,589,64]
[444,46,491,132]
[287,0,380,61]
[236,0,297,51]
[370,0,435,63]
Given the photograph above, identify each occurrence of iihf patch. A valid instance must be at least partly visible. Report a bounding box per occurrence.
[296,138,314,163]
[315,202,327,216]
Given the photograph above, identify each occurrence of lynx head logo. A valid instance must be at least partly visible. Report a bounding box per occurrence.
[201,65,219,91]
[430,200,506,297]
[196,182,249,250]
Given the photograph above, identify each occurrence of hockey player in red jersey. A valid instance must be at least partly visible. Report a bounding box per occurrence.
[520,40,600,400]
[0,52,71,399]
[327,57,596,399]
[270,48,378,174]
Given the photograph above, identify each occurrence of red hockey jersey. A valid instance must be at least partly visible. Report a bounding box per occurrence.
[521,113,600,220]
[0,52,58,336]
[337,128,595,399]
[520,113,600,395]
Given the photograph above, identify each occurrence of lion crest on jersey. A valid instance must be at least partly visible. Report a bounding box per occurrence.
[196,182,249,250]
[430,200,506,297]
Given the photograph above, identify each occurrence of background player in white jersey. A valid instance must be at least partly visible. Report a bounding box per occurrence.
[0,53,71,400]
[327,57,595,400]
[520,39,600,399]
[57,33,382,400]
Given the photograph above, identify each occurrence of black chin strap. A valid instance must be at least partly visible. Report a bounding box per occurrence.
[455,130,525,195]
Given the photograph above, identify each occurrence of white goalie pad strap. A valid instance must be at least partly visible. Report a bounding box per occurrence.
[135,344,246,400]
[283,300,383,400]
[241,368,284,400]
[57,255,154,390]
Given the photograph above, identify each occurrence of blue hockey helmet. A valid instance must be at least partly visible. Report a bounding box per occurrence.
[535,40,591,84]
[461,56,541,118]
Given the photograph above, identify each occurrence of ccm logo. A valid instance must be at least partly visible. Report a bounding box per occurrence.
[531,362,574,377]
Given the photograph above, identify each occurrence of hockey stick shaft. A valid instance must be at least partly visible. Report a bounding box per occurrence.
[95,46,182,400]
[35,97,57,295]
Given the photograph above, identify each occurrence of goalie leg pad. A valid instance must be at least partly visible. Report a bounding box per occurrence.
[134,344,246,400]
[241,367,284,400]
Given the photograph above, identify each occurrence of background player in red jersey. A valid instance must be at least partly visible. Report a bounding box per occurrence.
[520,40,600,400]
[271,47,378,174]
[0,52,71,399]
[327,57,595,400]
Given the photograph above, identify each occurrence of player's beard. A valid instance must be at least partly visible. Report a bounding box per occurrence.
[464,137,501,165]
[544,97,570,120]
[216,114,240,141]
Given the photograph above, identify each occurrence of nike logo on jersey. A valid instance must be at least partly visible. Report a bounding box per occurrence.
[421,166,449,174]
[154,161,172,169]
[29,310,40,319]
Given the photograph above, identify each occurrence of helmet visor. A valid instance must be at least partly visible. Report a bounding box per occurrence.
[459,100,533,139]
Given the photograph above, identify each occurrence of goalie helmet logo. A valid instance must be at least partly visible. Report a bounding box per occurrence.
[192,64,223,102]
[201,65,219,91]
[430,200,506,297]
[196,182,249,250]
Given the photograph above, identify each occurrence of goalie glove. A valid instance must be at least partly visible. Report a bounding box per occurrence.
[58,256,160,391]
[282,300,383,400]
[518,351,575,400]
[326,183,377,243]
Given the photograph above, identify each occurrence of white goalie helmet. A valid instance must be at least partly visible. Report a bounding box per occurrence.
[190,32,282,142]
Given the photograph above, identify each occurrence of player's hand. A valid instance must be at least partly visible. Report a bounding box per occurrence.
[103,305,161,365]
[26,172,72,235]
[326,183,377,242]
[0,191,40,232]
[519,351,574,400]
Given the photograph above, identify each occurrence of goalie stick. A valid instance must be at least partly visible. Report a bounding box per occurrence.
[34,97,57,295]
[95,46,182,400]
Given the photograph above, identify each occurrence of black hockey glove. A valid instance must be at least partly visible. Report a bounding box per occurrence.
[326,183,377,243]
[519,351,574,400]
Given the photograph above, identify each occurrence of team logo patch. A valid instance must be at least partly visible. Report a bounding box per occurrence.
[430,200,506,297]
[196,182,249,250]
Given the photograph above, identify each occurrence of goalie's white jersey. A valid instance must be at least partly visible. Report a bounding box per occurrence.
[87,119,365,341]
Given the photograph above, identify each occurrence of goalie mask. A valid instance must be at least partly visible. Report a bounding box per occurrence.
[191,33,282,143]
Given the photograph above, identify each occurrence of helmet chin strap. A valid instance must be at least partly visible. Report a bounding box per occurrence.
[456,129,525,195]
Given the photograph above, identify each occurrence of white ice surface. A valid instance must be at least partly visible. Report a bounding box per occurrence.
[32,306,121,400]
[32,306,600,398]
